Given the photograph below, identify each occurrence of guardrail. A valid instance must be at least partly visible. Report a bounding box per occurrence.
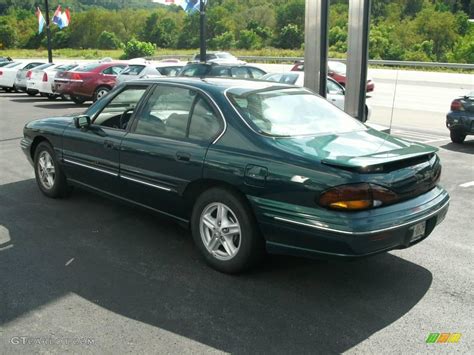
[152,54,474,70]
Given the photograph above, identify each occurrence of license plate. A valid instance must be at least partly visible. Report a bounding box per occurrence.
[410,221,426,242]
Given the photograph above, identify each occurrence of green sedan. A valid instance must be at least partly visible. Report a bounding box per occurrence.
[21,78,450,273]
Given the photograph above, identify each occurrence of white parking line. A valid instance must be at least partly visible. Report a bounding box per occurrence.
[391,129,449,143]
[460,181,474,188]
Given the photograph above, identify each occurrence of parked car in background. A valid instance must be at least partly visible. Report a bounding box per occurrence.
[0,61,43,93]
[15,63,53,95]
[261,72,371,122]
[179,63,266,79]
[446,91,474,143]
[27,63,79,99]
[0,56,12,63]
[21,78,449,273]
[54,62,127,104]
[191,51,246,65]
[116,62,185,84]
[291,60,375,93]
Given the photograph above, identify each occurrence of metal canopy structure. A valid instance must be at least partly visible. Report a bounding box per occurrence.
[304,0,371,121]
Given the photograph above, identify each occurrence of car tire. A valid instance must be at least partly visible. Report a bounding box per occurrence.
[4,87,12,93]
[191,187,265,273]
[46,94,57,100]
[93,86,110,102]
[34,141,71,198]
[450,130,466,144]
[26,90,37,97]
[70,95,86,105]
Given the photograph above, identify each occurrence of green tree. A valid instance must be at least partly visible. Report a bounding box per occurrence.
[0,22,17,48]
[237,29,262,49]
[121,38,155,59]
[210,31,235,50]
[98,31,121,49]
[276,24,303,49]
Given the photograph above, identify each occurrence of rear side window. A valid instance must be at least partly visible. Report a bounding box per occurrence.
[180,65,210,77]
[156,66,181,76]
[209,67,230,77]
[248,67,266,79]
[189,97,221,141]
[231,67,250,79]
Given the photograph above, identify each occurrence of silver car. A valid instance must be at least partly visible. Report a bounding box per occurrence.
[261,72,371,122]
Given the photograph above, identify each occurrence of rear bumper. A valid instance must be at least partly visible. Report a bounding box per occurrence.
[446,112,474,135]
[249,186,449,259]
[54,80,89,97]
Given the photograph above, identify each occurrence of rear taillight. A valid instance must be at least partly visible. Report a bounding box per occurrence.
[70,72,83,82]
[0,70,3,76]
[318,183,399,211]
[42,72,48,81]
[26,70,32,78]
[450,100,463,111]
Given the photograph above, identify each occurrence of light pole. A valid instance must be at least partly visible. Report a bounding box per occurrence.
[44,0,53,63]
[199,0,207,63]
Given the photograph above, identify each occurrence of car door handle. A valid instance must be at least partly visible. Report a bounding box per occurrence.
[176,152,191,162]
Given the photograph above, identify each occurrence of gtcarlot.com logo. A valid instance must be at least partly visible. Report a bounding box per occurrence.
[426,333,462,344]
[10,336,94,346]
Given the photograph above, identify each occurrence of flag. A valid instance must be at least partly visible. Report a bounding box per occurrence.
[52,6,71,29]
[153,0,206,13]
[35,7,46,34]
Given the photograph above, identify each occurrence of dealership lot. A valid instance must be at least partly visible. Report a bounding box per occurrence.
[0,92,473,353]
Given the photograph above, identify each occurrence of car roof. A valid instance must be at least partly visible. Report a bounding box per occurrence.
[127,77,292,93]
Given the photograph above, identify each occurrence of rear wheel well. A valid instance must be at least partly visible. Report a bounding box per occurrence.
[183,179,252,218]
[30,136,51,160]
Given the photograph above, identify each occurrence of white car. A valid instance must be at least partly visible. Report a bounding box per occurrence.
[0,61,44,92]
[27,63,79,98]
[192,52,246,65]
[116,62,184,85]
[261,71,371,122]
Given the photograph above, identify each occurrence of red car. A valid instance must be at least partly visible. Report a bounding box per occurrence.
[54,62,127,104]
[291,60,375,93]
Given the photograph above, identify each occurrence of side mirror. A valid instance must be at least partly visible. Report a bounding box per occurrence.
[74,115,91,129]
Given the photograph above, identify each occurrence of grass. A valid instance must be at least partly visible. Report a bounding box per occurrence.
[1,48,471,73]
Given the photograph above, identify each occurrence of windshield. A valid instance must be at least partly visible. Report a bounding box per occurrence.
[4,62,22,68]
[227,88,365,137]
[329,61,346,74]
[217,53,234,59]
[121,65,146,76]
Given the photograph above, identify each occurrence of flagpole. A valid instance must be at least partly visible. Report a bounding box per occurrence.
[199,0,206,63]
[44,0,53,63]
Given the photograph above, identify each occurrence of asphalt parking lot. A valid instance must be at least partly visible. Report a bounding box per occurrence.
[0,92,473,353]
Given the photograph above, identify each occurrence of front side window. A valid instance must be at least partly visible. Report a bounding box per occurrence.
[93,86,148,129]
[209,67,231,77]
[227,88,365,137]
[134,86,195,138]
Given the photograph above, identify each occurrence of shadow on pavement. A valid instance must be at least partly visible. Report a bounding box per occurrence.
[440,140,474,154]
[0,179,433,353]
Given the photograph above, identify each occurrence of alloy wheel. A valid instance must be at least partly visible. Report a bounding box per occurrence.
[37,150,56,190]
[199,202,241,261]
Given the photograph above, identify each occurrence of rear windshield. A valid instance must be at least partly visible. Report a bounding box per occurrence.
[75,63,102,72]
[55,64,78,71]
[5,62,23,68]
[33,63,55,71]
[227,87,365,137]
